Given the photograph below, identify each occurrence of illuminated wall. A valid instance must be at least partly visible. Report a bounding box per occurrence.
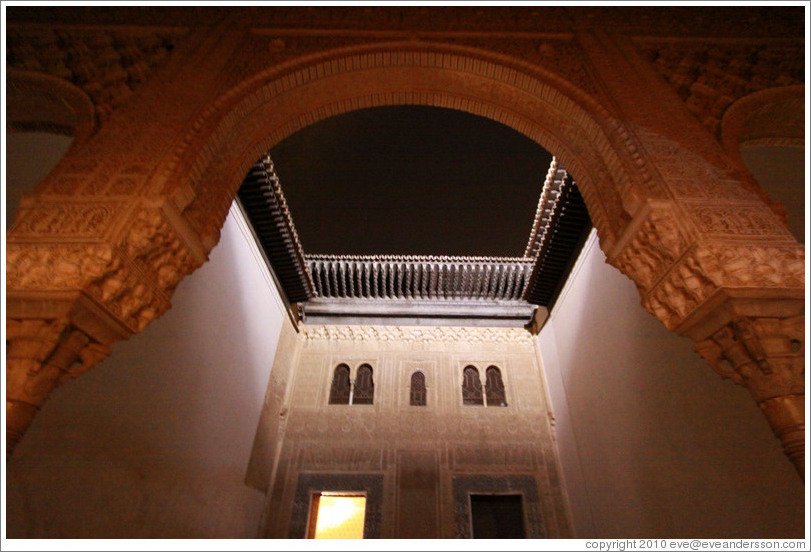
[258,324,573,539]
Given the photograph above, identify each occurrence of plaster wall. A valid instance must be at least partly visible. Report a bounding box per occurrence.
[539,231,805,539]
[6,134,289,537]
[261,325,573,539]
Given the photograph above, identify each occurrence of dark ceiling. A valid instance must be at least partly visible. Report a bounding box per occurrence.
[270,106,553,258]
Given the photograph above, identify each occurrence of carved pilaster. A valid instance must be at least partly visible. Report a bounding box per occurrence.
[5,16,219,449]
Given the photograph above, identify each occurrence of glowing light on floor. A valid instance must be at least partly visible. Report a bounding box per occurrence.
[313,495,366,539]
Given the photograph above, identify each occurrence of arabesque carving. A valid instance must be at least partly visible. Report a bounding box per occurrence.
[635,41,803,137]
[125,208,199,294]
[613,205,689,294]
[6,27,183,125]
[302,324,536,346]
[10,201,121,238]
[691,204,793,238]
[635,130,764,203]
[697,245,805,289]
[83,256,169,334]
[641,243,804,332]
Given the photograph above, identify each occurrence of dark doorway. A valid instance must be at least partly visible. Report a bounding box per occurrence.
[470,494,526,538]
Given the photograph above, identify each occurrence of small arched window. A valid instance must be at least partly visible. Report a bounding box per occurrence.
[410,371,427,406]
[328,364,351,405]
[485,366,507,407]
[462,366,484,406]
[353,364,374,405]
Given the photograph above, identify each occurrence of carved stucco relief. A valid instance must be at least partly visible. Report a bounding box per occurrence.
[6,243,114,291]
[10,201,122,239]
[301,324,537,347]
[6,26,183,126]
[641,243,804,332]
[635,41,803,138]
[612,205,690,295]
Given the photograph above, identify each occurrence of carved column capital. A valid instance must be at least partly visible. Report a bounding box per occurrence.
[693,315,804,400]
[607,196,805,478]
[6,197,207,454]
[692,312,805,477]
[6,317,112,454]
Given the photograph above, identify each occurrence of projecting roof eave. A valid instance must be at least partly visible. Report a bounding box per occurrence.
[300,296,536,328]
[237,155,592,328]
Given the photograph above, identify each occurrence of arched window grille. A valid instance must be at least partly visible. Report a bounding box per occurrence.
[462,366,484,406]
[485,366,507,407]
[328,364,351,405]
[410,371,427,406]
[353,364,374,405]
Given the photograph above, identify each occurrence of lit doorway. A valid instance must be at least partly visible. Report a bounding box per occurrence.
[306,492,367,539]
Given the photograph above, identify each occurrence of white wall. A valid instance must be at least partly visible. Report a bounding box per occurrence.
[539,231,805,538]
[6,132,289,537]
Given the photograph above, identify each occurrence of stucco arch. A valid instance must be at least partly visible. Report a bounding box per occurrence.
[163,42,645,256]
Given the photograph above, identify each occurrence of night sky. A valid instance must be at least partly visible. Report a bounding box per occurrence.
[270,106,554,257]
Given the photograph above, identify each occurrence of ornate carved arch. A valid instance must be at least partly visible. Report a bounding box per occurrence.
[161,42,647,256]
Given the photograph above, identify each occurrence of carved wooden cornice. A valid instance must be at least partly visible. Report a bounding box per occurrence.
[237,154,592,326]
[524,157,567,259]
[307,257,533,302]
[524,169,592,308]
[237,156,314,303]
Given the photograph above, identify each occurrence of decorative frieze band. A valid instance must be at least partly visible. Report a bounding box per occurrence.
[301,324,537,345]
[9,201,124,239]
